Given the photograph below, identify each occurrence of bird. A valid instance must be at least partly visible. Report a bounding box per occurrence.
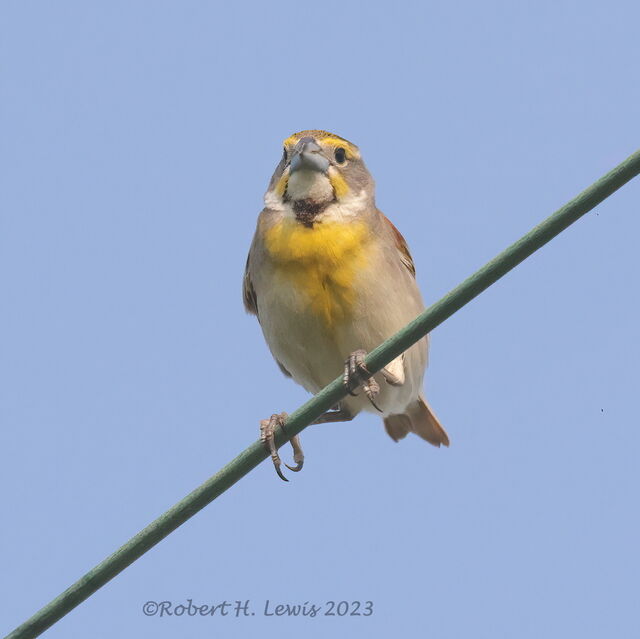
[243,130,449,480]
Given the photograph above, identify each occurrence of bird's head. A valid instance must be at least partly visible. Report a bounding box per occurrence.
[265,130,374,225]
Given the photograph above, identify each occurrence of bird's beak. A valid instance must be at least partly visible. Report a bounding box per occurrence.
[289,137,329,174]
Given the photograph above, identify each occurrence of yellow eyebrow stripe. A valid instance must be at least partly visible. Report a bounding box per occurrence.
[282,130,360,159]
[318,137,359,159]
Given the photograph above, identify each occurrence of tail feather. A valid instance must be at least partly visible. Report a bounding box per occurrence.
[383,412,412,442]
[383,396,450,447]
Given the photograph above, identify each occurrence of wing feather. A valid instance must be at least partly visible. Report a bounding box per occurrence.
[242,253,259,316]
[243,248,290,378]
[380,212,416,277]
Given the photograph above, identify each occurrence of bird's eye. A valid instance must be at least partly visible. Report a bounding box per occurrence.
[334,147,347,164]
[282,147,288,162]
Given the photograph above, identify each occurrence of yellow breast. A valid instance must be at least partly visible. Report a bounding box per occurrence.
[263,219,370,327]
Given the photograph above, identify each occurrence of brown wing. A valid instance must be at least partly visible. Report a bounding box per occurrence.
[242,253,258,316]
[380,212,416,277]
[242,251,291,378]
[276,360,292,378]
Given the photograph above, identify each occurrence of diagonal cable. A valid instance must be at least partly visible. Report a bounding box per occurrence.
[5,149,640,639]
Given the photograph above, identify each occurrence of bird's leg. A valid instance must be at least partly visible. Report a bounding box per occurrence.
[287,434,304,473]
[260,413,287,481]
[259,412,303,482]
[343,349,382,412]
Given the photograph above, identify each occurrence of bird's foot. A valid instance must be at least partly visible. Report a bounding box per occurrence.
[259,412,304,482]
[343,349,382,412]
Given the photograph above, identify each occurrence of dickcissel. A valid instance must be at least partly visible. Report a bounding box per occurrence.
[243,130,449,480]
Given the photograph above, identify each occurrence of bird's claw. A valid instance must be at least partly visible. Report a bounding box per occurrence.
[285,432,304,472]
[259,412,305,481]
[343,349,382,412]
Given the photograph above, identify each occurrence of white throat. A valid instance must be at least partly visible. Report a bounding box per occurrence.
[286,170,334,202]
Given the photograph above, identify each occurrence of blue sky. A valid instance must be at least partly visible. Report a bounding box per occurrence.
[1,2,639,637]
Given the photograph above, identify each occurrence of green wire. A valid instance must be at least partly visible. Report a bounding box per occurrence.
[5,150,640,639]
